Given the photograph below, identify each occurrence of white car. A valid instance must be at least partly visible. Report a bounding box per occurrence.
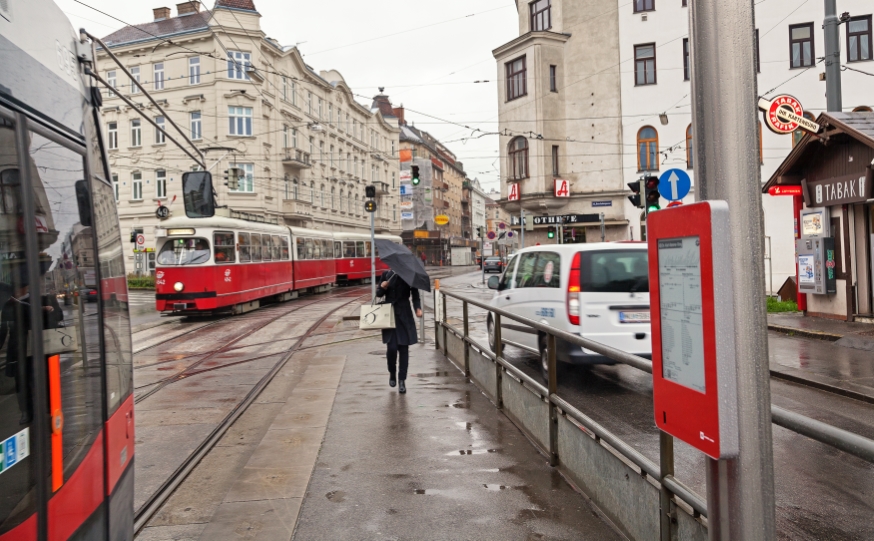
[487,243,652,381]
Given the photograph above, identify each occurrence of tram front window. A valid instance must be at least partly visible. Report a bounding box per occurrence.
[157,238,210,265]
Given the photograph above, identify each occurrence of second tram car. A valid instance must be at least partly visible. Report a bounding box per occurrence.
[333,232,400,284]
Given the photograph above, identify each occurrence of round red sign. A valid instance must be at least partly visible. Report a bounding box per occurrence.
[764,95,803,134]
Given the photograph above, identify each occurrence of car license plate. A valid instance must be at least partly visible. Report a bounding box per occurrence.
[619,311,650,323]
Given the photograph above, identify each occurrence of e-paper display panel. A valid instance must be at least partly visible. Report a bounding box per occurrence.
[657,236,705,393]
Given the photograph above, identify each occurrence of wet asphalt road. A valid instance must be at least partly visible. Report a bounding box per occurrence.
[428,271,874,541]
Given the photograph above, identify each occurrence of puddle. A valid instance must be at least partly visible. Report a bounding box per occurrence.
[483,484,524,491]
[410,371,451,378]
[325,490,346,503]
[449,449,502,456]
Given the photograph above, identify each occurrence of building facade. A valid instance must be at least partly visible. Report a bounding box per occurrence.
[495,0,873,292]
[98,1,400,273]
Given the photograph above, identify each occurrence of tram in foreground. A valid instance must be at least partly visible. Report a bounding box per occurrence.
[154,217,401,314]
[0,2,135,541]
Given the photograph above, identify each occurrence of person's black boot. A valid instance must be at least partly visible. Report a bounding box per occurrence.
[399,380,406,394]
[389,374,397,388]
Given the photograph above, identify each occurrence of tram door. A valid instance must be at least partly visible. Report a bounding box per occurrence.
[0,117,107,539]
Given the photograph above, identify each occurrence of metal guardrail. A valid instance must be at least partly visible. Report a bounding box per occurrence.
[436,288,874,539]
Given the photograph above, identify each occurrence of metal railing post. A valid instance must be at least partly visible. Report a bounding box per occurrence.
[462,301,470,378]
[659,432,676,541]
[493,313,503,408]
[441,292,448,356]
[547,333,558,467]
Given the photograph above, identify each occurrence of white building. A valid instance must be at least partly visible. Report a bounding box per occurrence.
[494,0,873,292]
[98,0,400,274]
[469,178,488,237]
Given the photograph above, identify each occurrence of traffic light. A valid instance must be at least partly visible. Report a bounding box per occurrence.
[644,176,661,213]
[477,226,484,238]
[365,185,376,198]
[411,165,420,186]
[547,227,555,239]
[627,181,643,209]
[364,200,377,213]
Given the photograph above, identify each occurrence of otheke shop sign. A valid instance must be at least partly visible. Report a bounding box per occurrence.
[808,171,873,207]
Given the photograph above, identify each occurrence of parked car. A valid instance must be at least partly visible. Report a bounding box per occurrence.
[482,257,504,273]
[486,243,651,381]
[84,288,98,302]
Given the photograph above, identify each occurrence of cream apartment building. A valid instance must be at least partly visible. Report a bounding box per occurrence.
[98,0,400,273]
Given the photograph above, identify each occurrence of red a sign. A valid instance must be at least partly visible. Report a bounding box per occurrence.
[768,185,803,197]
[554,179,570,198]
[508,183,520,201]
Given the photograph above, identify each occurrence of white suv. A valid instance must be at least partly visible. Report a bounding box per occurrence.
[487,243,651,380]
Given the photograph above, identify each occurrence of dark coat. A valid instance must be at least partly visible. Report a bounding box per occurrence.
[376,270,421,347]
[1,294,63,377]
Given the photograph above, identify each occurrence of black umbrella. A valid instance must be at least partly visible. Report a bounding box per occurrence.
[375,239,432,293]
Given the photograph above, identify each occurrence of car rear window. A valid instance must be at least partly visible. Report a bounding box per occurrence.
[580,250,649,293]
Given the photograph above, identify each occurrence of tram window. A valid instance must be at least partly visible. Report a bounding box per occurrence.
[26,131,105,505]
[344,241,356,258]
[296,237,305,260]
[356,241,366,258]
[157,238,211,265]
[313,238,322,259]
[304,238,315,259]
[320,239,329,259]
[365,241,373,258]
[251,234,262,262]
[334,241,341,259]
[239,232,251,262]
[280,237,290,260]
[271,236,283,260]
[214,231,235,263]
[262,235,273,262]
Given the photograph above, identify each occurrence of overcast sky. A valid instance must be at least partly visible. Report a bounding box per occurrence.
[57,0,519,192]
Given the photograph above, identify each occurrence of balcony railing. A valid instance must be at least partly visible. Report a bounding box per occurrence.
[282,149,312,168]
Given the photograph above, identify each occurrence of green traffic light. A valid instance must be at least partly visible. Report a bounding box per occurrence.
[547,230,555,239]
[647,204,661,212]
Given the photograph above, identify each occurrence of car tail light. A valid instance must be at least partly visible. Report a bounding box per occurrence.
[567,252,581,326]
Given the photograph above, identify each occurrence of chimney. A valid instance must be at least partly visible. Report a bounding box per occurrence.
[392,106,405,126]
[176,1,200,15]
[153,7,171,20]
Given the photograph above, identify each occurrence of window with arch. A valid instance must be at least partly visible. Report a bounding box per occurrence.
[853,106,873,112]
[508,136,529,180]
[686,125,693,169]
[792,112,817,147]
[637,126,659,171]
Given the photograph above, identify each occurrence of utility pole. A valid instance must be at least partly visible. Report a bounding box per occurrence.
[824,0,843,111]
[520,208,525,249]
[689,1,776,539]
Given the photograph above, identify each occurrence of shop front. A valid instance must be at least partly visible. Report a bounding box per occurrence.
[763,112,874,321]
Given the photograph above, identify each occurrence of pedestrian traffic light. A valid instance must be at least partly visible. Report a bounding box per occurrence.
[365,185,376,198]
[644,176,661,213]
[411,165,420,186]
[364,200,377,213]
[627,180,643,209]
[547,227,555,239]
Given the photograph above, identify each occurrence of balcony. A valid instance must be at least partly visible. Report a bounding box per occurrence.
[282,198,314,219]
[437,180,450,192]
[282,149,312,169]
[374,181,391,195]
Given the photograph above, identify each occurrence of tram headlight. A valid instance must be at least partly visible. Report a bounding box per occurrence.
[174,282,184,292]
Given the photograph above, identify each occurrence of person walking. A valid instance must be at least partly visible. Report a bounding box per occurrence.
[376,270,422,394]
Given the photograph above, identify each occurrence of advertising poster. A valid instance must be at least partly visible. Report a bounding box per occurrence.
[798,255,815,284]
[802,212,824,237]
[401,212,414,221]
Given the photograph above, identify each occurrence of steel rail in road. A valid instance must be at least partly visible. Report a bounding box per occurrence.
[437,289,874,529]
[133,289,371,534]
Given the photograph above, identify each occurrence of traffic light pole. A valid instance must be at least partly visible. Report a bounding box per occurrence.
[690,1,776,539]
[370,209,376,302]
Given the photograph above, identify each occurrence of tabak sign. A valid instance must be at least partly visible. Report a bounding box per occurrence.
[808,170,874,207]
[757,95,821,135]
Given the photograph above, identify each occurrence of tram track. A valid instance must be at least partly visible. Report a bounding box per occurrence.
[133,287,372,534]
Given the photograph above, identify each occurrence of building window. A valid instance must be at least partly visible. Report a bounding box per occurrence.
[129,66,140,94]
[330,145,335,167]
[508,136,529,180]
[634,0,654,13]
[319,141,325,162]
[112,174,119,201]
[847,16,872,63]
[155,116,165,144]
[283,125,290,149]
[309,137,314,156]
[318,98,323,120]
[130,119,142,147]
[682,0,687,6]
[190,111,202,140]
[329,103,333,123]
[505,56,527,101]
[106,70,117,96]
[229,106,253,136]
[189,57,200,84]
[637,126,659,171]
[231,163,255,192]
[634,43,657,85]
[282,76,288,100]
[107,122,118,150]
[292,128,298,148]
[790,23,815,68]
[683,38,690,81]
[308,92,313,115]
[686,124,693,169]
[792,112,816,147]
[227,50,251,80]
[530,0,551,31]
[153,63,164,90]
[551,145,559,176]
[755,29,761,72]
[156,170,167,198]
[132,172,143,200]
[292,178,299,199]
[549,65,557,92]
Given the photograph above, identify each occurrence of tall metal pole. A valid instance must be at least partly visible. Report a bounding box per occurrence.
[370,210,376,301]
[520,208,525,249]
[824,0,843,112]
[689,1,776,539]
[600,212,606,243]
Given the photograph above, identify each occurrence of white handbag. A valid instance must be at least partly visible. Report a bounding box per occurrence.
[359,301,395,330]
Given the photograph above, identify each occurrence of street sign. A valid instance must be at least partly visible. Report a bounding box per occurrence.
[399,184,413,196]
[401,211,414,220]
[400,201,413,209]
[498,222,506,230]
[487,231,496,240]
[156,205,170,219]
[647,201,739,460]
[135,234,145,251]
[434,214,450,226]
[508,183,520,201]
[658,169,691,201]
[768,185,804,196]
[400,171,412,182]
[757,95,821,135]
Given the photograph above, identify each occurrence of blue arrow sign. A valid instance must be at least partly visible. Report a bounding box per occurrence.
[658,169,692,201]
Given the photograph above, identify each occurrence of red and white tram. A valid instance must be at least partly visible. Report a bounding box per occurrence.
[289,227,336,292]
[333,232,401,284]
[0,3,135,540]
